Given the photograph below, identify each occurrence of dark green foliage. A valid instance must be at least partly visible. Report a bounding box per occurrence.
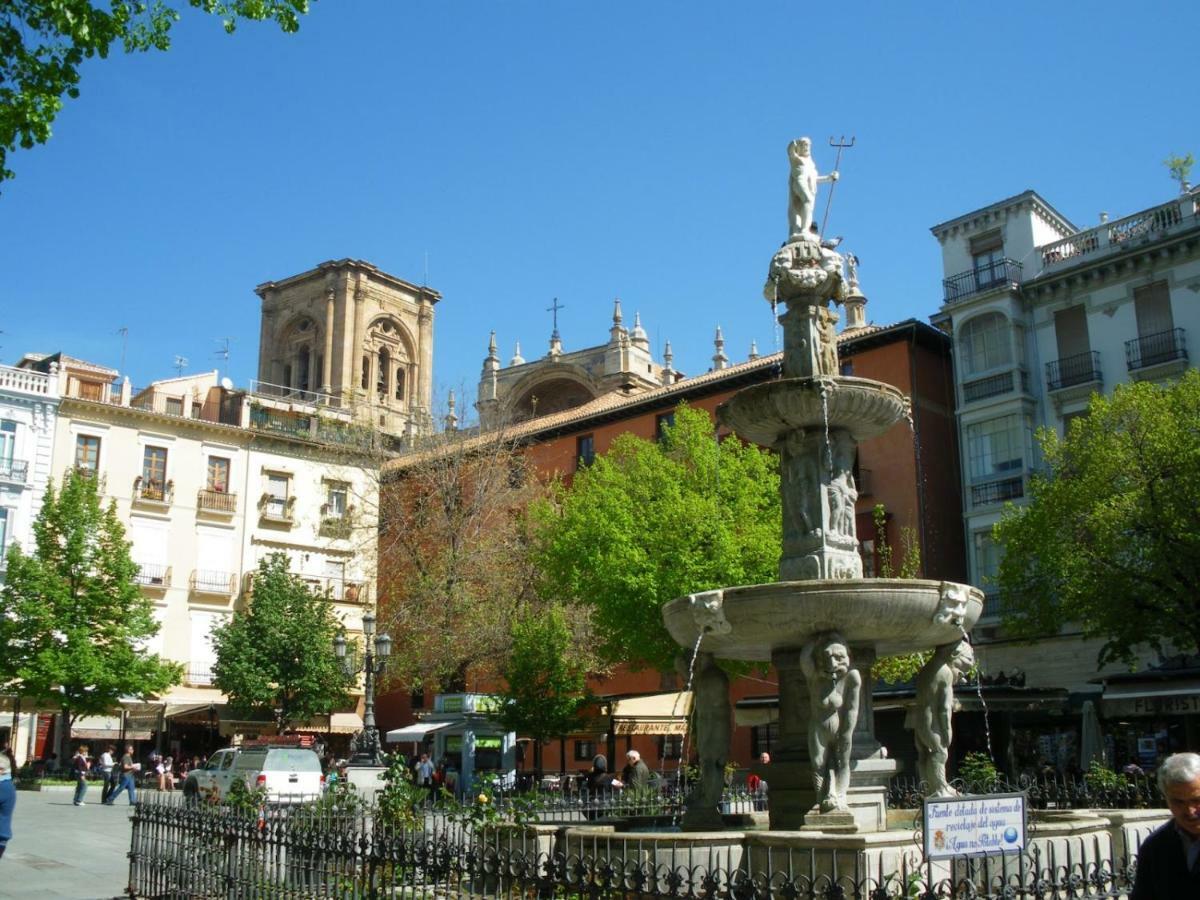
[211,552,351,729]
[0,469,181,752]
[995,370,1200,666]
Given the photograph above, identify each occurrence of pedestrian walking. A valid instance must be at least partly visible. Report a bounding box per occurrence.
[98,745,116,803]
[0,750,15,860]
[71,746,91,806]
[103,744,138,806]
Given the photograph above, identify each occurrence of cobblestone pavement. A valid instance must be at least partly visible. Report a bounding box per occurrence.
[0,785,133,899]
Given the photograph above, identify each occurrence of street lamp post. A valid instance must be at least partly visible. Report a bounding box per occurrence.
[334,611,392,767]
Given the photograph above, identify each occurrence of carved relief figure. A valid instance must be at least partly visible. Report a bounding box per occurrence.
[801,632,860,811]
[908,641,975,798]
[782,433,822,540]
[817,310,839,376]
[787,138,839,242]
[826,431,858,538]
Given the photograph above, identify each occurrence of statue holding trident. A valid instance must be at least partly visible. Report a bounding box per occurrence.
[787,137,839,242]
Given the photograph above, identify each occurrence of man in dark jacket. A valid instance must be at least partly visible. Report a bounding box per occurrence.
[620,750,651,790]
[1131,752,1200,899]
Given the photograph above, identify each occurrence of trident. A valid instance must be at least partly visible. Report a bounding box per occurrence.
[820,135,855,236]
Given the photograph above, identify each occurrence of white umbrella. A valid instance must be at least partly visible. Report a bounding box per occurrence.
[1080,700,1106,769]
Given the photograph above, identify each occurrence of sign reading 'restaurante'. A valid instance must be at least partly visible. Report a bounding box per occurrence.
[923,793,1026,860]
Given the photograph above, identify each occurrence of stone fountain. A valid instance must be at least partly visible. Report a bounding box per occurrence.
[661,137,984,833]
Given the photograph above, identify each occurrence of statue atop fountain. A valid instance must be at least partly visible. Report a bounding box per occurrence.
[663,137,983,833]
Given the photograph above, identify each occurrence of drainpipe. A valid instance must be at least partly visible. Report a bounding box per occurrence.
[909,326,929,574]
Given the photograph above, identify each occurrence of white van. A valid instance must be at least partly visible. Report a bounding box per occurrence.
[230,745,324,802]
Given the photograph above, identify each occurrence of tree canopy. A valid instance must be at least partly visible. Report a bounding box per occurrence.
[211,552,351,729]
[495,605,591,772]
[1,0,311,183]
[533,404,781,671]
[0,469,181,753]
[994,370,1200,666]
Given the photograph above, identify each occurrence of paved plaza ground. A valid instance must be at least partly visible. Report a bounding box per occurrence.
[0,785,133,899]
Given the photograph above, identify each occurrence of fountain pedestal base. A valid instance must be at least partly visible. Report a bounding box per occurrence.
[768,757,897,832]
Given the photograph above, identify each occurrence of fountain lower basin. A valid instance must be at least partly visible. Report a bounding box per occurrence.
[662,579,983,661]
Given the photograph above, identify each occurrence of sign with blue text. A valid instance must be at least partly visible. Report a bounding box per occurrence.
[923,793,1026,860]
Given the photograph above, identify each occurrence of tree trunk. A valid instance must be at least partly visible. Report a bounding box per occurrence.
[58,705,72,765]
[559,735,566,777]
[533,739,542,776]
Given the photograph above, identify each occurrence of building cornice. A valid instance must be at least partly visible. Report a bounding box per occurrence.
[255,259,442,304]
[930,190,1076,243]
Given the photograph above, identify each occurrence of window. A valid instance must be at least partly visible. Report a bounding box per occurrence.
[297,346,310,393]
[840,360,854,376]
[658,735,683,760]
[265,472,290,518]
[966,415,1028,481]
[1134,281,1173,338]
[0,421,15,468]
[0,507,8,558]
[75,435,101,473]
[207,456,231,493]
[751,722,779,759]
[377,348,390,397]
[394,367,406,402]
[574,740,597,762]
[361,355,370,390]
[655,411,675,441]
[973,531,1002,592]
[191,401,202,418]
[164,396,183,416]
[77,380,104,401]
[325,482,348,518]
[959,313,1012,375]
[970,231,1005,287]
[859,538,877,577]
[141,446,168,499]
[576,434,595,469]
[411,689,425,710]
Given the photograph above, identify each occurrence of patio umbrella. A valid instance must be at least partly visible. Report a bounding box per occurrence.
[1079,700,1107,769]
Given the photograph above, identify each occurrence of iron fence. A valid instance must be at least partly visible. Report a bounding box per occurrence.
[127,790,1146,898]
[887,773,1163,811]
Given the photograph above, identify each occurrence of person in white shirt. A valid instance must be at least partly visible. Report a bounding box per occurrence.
[98,746,116,803]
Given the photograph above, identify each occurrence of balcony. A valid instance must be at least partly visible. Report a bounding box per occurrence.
[0,364,52,397]
[962,368,1029,404]
[186,665,215,687]
[1040,194,1199,270]
[258,493,295,525]
[133,476,173,506]
[319,515,355,539]
[0,458,29,485]
[942,258,1022,304]
[300,575,370,604]
[197,488,238,515]
[249,380,344,409]
[1046,351,1102,392]
[971,475,1025,507]
[190,569,236,597]
[134,563,172,589]
[1126,328,1188,372]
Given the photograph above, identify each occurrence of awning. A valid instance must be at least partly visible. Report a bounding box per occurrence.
[611,691,692,736]
[294,712,364,735]
[72,715,153,742]
[386,722,451,743]
[1102,680,1200,716]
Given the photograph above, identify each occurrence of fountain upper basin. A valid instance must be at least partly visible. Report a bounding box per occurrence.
[663,579,983,660]
[717,376,908,448]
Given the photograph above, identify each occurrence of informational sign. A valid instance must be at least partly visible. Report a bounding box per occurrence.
[923,793,1026,860]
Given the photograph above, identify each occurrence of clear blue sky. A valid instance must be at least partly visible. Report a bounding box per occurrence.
[2,1,1195,422]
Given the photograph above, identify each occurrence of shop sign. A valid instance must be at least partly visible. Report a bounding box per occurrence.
[476,737,502,750]
[923,793,1026,860]
[1103,694,1200,717]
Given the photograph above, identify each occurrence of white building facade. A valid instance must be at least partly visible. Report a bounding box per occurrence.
[931,187,1200,707]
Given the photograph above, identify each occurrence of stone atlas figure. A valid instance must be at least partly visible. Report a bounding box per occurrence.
[909,640,975,798]
[802,632,861,812]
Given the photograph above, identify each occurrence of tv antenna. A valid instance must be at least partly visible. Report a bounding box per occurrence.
[214,337,233,365]
[173,355,189,376]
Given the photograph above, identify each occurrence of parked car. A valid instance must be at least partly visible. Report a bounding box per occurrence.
[183,742,324,803]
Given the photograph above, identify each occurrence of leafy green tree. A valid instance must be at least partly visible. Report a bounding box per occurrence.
[1165,152,1195,192]
[495,605,591,773]
[0,469,181,758]
[211,552,351,730]
[995,370,1200,666]
[533,404,780,672]
[1,0,312,183]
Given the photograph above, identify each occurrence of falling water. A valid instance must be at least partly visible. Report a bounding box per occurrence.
[769,289,783,379]
[819,380,833,475]
[671,630,706,827]
[959,624,995,763]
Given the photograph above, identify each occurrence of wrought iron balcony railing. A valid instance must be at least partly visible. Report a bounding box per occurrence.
[1125,327,1187,371]
[942,258,1022,303]
[1045,350,1102,391]
[134,476,173,504]
[197,488,238,514]
[0,458,29,483]
[258,493,295,523]
[190,569,236,596]
[186,665,215,686]
[971,475,1025,507]
[134,563,172,588]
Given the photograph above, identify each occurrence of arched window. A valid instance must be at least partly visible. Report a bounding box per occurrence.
[959,312,1012,376]
[377,348,390,397]
[394,367,406,402]
[297,345,310,393]
[361,355,370,390]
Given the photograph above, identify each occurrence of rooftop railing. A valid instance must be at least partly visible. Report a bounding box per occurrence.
[1040,193,1199,269]
[249,380,344,409]
[0,365,52,396]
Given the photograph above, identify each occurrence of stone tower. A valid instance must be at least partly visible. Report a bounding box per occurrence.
[254,259,440,437]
